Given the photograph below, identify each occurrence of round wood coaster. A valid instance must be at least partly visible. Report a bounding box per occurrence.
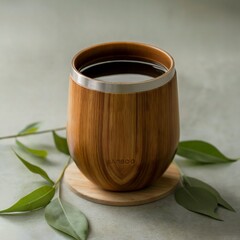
[64,162,180,206]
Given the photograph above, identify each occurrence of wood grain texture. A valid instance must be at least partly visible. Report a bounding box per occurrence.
[67,73,179,191]
[64,162,180,206]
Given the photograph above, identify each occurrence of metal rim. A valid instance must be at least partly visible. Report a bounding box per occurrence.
[70,42,175,94]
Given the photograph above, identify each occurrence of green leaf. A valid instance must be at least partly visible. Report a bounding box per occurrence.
[52,131,70,155]
[18,122,40,135]
[177,140,237,164]
[14,151,54,185]
[183,176,235,211]
[0,185,55,214]
[175,186,222,220]
[16,139,48,158]
[45,198,88,240]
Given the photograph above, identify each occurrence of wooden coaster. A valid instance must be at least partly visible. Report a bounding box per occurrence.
[64,162,180,206]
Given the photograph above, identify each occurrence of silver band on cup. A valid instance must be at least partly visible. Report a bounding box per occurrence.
[70,42,176,94]
[70,67,175,94]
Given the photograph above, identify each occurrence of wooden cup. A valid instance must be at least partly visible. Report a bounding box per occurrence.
[67,42,179,191]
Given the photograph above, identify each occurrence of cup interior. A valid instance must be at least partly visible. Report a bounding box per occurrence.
[72,42,174,78]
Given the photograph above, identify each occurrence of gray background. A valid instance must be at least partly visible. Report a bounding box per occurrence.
[0,0,239,239]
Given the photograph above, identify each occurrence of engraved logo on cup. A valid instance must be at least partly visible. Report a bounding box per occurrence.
[107,159,135,165]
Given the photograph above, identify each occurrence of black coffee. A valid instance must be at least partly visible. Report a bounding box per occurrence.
[80,60,166,83]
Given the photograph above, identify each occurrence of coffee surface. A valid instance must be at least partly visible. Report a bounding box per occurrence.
[80,60,166,83]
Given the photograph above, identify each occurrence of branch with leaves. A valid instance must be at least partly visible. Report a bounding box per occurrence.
[0,123,89,240]
[0,122,238,239]
[175,140,237,220]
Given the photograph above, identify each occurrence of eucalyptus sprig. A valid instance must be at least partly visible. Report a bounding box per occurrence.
[0,122,89,240]
[14,151,54,185]
[0,185,55,214]
[175,140,237,219]
[174,174,235,220]
[177,140,238,164]
[45,198,89,240]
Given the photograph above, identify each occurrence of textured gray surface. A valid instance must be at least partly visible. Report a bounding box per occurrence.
[0,0,240,239]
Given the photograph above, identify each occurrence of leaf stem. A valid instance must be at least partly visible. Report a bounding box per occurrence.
[173,160,186,187]
[54,157,71,188]
[173,160,185,176]
[0,127,66,140]
[174,161,193,187]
